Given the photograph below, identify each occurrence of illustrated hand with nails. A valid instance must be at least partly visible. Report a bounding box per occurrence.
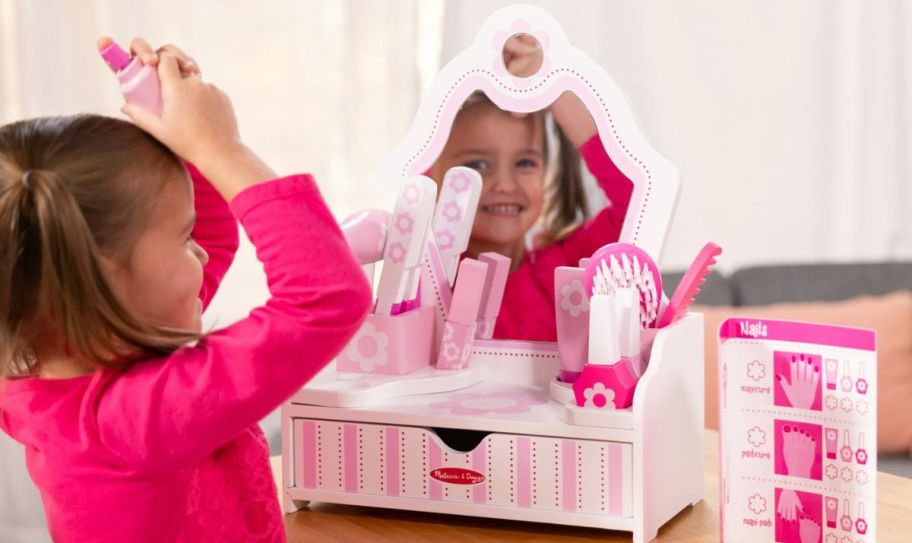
[777,488,803,521]
[777,354,820,409]
[782,425,817,479]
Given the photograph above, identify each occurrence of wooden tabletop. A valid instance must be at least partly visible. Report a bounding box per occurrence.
[272,430,912,542]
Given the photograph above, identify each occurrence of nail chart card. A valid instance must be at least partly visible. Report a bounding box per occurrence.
[718,318,877,543]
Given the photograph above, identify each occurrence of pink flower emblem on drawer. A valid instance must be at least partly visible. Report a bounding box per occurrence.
[429,391,546,416]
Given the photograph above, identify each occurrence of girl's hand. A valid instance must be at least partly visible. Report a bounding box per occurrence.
[103,37,241,164]
[101,36,201,77]
[103,37,275,199]
[502,33,542,78]
[501,34,597,147]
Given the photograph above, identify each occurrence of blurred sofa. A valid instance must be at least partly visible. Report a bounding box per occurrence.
[663,261,912,478]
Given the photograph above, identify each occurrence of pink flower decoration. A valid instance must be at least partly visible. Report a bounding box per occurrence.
[437,229,456,251]
[532,31,550,52]
[450,172,472,193]
[394,212,415,235]
[387,242,406,264]
[429,391,546,416]
[403,183,421,205]
[510,19,532,34]
[747,493,767,515]
[583,382,615,409]
[747,360,765,381]
[442,201,462,222]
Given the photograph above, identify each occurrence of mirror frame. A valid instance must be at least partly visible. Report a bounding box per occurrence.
[374,4,681,354]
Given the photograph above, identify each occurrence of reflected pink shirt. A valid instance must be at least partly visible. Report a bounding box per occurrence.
[492,134,632,341]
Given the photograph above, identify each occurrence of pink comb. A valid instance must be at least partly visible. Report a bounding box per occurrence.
[656,242,722,328]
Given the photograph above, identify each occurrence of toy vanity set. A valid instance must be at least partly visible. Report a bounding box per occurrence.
[280,6,708,543]
[97,5,877,542]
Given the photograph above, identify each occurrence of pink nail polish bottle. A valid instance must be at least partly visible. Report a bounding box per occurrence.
[839,429,853,463]
[840,498,853,532]
[825,496,838,528]
[855,360,868,395]
[855,502,868,535]
[99,41,162,115]
[840,360,853,392]
[855,432,868,465]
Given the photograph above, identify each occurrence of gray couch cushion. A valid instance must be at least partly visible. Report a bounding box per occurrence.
[661,270,735,307]
[731,262,912,306]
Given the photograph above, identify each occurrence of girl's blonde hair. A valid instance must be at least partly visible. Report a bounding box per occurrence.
[0,114,199,377]
[458,92,589,243]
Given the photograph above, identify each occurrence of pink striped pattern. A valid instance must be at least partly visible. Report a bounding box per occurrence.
[516,437,531,508]
[561,440,577,512]
[471,439,487,504]
[385,427,400,497]
[428,438,442,500]
[608,442,623,515]
[343,424,357,493]
[299,420,316,489]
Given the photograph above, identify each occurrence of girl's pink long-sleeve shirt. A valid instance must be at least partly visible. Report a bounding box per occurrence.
[0,166,372,542]
[492,134,633,341]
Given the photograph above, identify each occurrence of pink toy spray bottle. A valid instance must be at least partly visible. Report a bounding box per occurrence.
[99,39,162,115]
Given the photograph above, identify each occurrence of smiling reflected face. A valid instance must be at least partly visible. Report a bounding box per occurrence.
[430,99,545,265]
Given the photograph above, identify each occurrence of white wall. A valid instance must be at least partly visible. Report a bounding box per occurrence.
[442,0,912,272]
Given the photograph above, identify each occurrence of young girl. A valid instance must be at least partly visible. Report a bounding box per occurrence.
[429,36,632,342]
[0,38,372,542]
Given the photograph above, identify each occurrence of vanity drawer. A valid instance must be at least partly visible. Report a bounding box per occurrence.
[290,419,633,517]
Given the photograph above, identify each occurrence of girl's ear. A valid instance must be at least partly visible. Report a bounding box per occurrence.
[97,253,128,296]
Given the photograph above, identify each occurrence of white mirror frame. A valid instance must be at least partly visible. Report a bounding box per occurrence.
[374,4,680,263]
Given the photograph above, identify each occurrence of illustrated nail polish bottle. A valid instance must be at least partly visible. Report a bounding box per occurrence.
[856,502,868,535]
[824,358,838,390]
[825,496,838,528]
[840,498,853,532]
[840,360,853,392]
[840,429,853,463]
[855,361,868,395]
[856,432,868,465]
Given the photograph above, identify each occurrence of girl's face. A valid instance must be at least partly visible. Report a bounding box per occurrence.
[432,101,545,253]
[103,172,208,333]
